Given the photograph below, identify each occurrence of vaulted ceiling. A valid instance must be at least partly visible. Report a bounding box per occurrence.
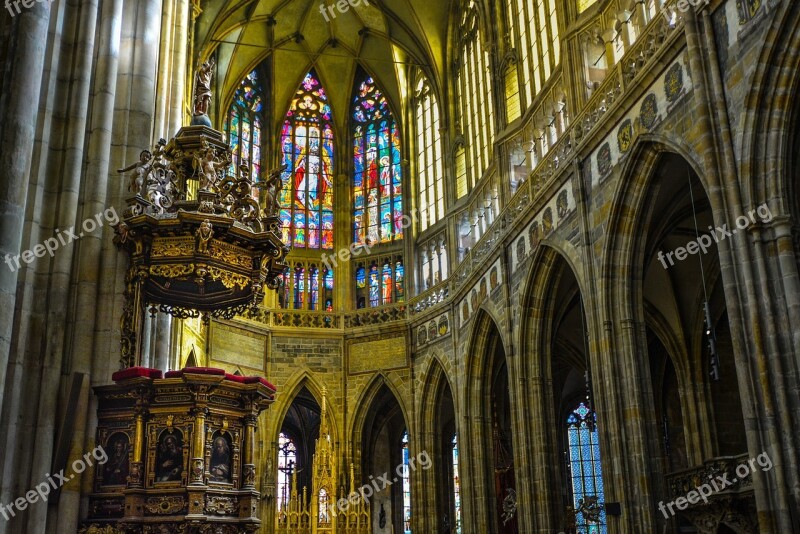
[195,0,453,134]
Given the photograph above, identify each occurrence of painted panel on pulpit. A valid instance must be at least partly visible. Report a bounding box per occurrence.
[102,433,130,487]
[210,432,233,483]
[155,431,184,483]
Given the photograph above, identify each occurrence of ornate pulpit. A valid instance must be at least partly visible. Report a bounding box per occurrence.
[80,62,286,534]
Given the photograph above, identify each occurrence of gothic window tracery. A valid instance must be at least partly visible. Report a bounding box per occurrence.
[456,1,495,198]
[352,74,404,246]
[566,402,607,532]
[280,71,335,250]
[225,69,265,197]
[414,76,444,231]
[277,432,297,512]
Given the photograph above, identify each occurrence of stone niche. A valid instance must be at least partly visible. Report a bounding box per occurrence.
[80,366,276,534]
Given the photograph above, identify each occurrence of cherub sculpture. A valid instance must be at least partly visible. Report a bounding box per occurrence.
[193,144,229,191]
[118,150,153,196]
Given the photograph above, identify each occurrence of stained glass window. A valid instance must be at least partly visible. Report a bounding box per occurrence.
[369,263,379,308]
[277,433,296,512]
[452,434,462,534]
[352,75,403,245]
[294,266,306,309]
[280,262,333,311]
[225,69,265,198]
[401,431,412,533]
[355,257,404,308]
[456,2,495,197]
[280,71,334,250]
[309,265,320,310]
[414,78,444,231]
[567,402,607,533]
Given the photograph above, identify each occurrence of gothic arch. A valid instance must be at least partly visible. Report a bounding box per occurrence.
[415,354,458,532]
[461,309,518,532]
[738,0,800,210]
[349,373,411,454]
[518,244,600,530]
[270,371,340,447]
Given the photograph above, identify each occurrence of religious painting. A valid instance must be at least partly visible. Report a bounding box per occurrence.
[209,431,232,483]
[155,430,184,483]
[102,433,130,486]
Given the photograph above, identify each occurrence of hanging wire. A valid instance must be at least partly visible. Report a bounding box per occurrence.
[686,168,720,380]
[579,294,595,430]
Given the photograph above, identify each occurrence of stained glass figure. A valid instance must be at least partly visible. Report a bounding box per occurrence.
[368,263,379,308]
[352,75,403,245]
[567,402,607,533]
[281,72,334,250]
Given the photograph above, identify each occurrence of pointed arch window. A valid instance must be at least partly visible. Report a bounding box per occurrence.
[452,434,462,534]
[352,75,404,245]
[277,432,297,512]
[280,71,334,250]
[456,2,495,198]
[566,402,607,533]
[504,0,561,110]
[414,77,444,231]
[225,69,265,196]
[401,430,412,533]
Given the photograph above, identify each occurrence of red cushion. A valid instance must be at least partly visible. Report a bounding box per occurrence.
[257,377,277,391]
[182,367,226,376]
[164,370,183,378]
[112,367,163,382]
[225,373,247,383]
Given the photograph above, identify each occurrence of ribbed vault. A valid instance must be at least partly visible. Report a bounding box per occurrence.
[194,0,450,136]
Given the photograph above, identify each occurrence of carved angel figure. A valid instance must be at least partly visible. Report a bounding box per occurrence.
[118,150,153,196]
[196,220,213,253]
[193,146,228,191]
[193,58,215,116]
[261,165,288,217]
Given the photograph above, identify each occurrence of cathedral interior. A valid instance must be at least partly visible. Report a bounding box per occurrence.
[1,0,800,532]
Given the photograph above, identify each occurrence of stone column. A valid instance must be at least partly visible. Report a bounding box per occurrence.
[0,0,52,422]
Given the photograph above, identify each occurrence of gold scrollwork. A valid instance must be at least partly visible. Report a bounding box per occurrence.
[144,496,186,515]
[207,242,252,269]
[150,264,195,278]
[151,238,194,258]
[206,267,250,290]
